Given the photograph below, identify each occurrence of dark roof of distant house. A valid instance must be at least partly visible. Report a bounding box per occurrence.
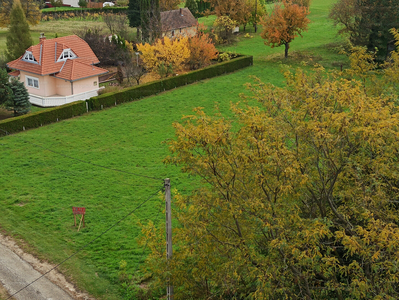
[7,35,108,81]
[160,8,198,32]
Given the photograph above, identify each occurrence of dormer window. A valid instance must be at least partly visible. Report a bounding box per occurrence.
[57,49,77,61]
[22,51,37,63]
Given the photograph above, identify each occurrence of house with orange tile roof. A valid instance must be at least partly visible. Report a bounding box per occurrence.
[7,34,108,107]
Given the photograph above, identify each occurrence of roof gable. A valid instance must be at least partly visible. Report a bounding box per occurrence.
[7,35,106,81]
[160,8,198,32]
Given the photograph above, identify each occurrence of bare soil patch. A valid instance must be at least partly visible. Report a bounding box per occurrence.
[0,109,13,121]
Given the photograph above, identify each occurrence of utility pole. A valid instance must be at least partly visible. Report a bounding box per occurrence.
[165,178,173,299]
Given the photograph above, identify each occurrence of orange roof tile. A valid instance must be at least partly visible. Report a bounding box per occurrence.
[8,70,20,77]
[7,35,107,81]
[54,60,108,81]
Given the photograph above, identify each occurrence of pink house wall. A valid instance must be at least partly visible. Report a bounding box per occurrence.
[55,78,73,96]
[20,71,57,97]
[20,72,99,97]
[72,77,99,94]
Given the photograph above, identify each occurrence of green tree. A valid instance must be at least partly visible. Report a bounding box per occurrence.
[330,0,399,61]
[78,0,88,8]
[6,78,30,116]
[6,0,33,62]
[128,0,141,28]
[140,35,399,299]
[185,0,198,16]
[0,68,13,106]
[140,0,161,42]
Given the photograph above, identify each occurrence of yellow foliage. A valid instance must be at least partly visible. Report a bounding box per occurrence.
[140,36,399,299]
[137,37,190,73]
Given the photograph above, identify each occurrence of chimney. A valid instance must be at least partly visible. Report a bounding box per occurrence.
[40,32,46,43]
[180,8,183,16]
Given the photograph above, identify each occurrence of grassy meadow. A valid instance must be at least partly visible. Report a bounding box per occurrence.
[0,0,348,298]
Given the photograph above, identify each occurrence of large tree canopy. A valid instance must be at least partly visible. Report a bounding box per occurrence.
[141,32,399,299]
[330,0,399,61]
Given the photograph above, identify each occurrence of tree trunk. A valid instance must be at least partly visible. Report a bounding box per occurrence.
[285,42,289,58]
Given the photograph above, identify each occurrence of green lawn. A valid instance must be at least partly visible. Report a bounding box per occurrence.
[0,1,347,299]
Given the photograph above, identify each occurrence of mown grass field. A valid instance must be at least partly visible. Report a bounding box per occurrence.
[0,0,347,298]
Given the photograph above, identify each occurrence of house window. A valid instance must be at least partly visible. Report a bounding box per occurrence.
[22,51,37,63]
[94,81,97,86]
[26,76,39,89]
[171,30,175,37]
[57,49,77,62]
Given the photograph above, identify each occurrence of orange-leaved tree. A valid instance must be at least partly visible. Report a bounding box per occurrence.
[261,0,310,58]
[187,32,218,70]
[137,36,190,77]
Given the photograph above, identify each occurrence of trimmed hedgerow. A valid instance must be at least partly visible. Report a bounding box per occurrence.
[0,101,87,136]
[0,55,252,136]
[89,55,253,111]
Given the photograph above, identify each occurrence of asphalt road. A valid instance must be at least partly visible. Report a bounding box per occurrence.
[0,241,74,300]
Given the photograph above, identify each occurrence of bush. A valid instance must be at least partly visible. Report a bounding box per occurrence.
[78,0,87,7]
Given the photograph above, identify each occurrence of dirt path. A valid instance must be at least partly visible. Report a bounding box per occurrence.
[0,233,94,300]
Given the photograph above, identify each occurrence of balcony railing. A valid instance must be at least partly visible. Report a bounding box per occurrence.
[29,88,103,107]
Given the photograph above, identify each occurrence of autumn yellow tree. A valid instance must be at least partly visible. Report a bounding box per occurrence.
[139,34,399,299]
[0,0,40,27]
[138,36,190,76]
[261,0,310,58]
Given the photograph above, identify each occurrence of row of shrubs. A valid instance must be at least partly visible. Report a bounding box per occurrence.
[0,55,253,137]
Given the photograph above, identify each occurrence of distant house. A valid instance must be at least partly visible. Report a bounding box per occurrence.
[7,34,108,107]
[160,8,198,38]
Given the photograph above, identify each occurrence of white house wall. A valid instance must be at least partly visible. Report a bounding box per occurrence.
[62,0,80,7]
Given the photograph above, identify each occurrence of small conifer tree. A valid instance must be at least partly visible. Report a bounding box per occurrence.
[6,0,33,61]
[7,78,31,116]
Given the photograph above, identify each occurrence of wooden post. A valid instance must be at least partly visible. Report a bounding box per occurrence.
[165,178,173,299]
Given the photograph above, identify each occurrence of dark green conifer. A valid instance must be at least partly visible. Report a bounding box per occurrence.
[7,78,31,116]
[128,0,141,28]
[185,0,198,17]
